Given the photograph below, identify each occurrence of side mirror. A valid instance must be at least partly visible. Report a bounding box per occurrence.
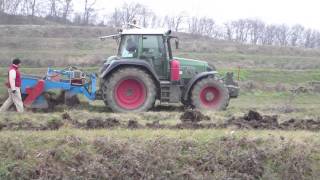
[175,39,179,49]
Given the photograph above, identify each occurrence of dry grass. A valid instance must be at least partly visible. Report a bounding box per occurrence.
[1,25,320,69]
[0,130,319,179]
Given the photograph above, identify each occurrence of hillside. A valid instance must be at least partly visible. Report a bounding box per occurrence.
[1,25,320,69]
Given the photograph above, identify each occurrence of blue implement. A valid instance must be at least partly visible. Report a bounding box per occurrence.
[21,67,97,109]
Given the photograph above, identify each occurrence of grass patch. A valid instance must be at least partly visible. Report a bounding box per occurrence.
[0,129,319,179]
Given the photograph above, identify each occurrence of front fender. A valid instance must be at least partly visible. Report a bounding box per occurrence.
[182,71,218,101]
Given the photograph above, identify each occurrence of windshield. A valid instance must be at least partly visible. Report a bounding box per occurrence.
[118,35,139,58]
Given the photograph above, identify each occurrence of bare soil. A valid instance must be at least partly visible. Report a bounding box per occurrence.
[86,118,120,129]
[280,118,320,130]
[180,109,210,123]
[224,110,279,129]
[175,110,215,129]
[127,120,143,129]
[44,91,81,110]
[224,110,320,131]
[1,110,320,131]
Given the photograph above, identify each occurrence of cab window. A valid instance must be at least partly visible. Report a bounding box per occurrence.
[119,35,139,58]
[141,35,165,60]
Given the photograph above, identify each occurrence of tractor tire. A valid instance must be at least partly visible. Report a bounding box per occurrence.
[102,67,156,113]
[191,77,229,111]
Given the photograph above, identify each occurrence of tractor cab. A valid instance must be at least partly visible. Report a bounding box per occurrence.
[116,29,176,80]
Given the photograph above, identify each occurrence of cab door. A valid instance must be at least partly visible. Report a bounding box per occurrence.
[140,35,169,80]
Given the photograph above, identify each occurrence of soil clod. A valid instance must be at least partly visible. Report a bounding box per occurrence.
[225,111,280,129]
[46,119,63,130]
[86,118,120,129]
[44,91,81,110]
[225,110,320,131]
[61,112,83,128]
[175,122,204,129]
[280,118,320,130]
[180,109,210,123]
[245,110,263,121]
[127,120,142,129]
[62,112,72,121]
[174,110,212,129]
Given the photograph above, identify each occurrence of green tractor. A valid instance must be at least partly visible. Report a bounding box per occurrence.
[99,28,239,112]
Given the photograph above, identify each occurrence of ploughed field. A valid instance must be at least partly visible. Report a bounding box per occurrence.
[1,25,320,179]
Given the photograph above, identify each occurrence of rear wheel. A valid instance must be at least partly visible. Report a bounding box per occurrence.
[191,77,229,110]
[102,67,156,112]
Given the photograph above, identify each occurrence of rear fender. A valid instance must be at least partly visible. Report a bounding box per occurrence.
[182,71,218,101]
[100,59,160,83]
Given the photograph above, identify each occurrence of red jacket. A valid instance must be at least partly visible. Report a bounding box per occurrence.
[6,64,21,88]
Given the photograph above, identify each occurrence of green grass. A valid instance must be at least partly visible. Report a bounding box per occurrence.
[1,66,319,93]
[220,68,320,83]
[175,51,320,69]
[0,128,319,145]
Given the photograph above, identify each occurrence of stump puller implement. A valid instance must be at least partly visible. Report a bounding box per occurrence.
[21,67,97,109]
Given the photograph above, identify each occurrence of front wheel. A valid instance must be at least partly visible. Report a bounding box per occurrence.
[102,67,156,113]
[191,77,229,110]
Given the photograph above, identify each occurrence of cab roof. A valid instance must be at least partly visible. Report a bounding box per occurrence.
[121,28,170,35]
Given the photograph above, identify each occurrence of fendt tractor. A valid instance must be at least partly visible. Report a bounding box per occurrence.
[20,27,239,112]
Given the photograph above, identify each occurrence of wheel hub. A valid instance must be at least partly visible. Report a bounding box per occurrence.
[199,86,221,108]
[126,88,133,97]
[205,92,215,101]
[115,78,146,110]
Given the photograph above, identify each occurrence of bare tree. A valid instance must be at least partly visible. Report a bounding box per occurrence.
[139,6,154,28]
[30,0,37,17]
[224,22,234,41]
[83,0,96,25]
[72,12,82,24]
[108,2,150,27]
[18,0,38,17]
[164,13,185,32]
[289,24,304,46]
[274,24,289,46]
[188,16,199,34]
[303,29,319,48]
[261,25,276,45]
[61,0,72,23]
[200,17,216,36]
[0,0,4,13]
[1,0,23,15]
[247,19,265,45]
[150,14,161,28]
[48,0,59,17]
[108,8,122,27]
[119,2,144,25]
[231,19,251,43]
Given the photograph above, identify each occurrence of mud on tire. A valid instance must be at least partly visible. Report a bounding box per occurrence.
[191,77,229,110]
[102,67,156,113]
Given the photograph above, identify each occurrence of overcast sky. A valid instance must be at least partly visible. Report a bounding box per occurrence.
[75,0,320,29]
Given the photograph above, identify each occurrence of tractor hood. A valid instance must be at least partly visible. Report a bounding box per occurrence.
[174,57,211,79]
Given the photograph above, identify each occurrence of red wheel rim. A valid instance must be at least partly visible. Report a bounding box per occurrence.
[115,78,146,110]
[199,86,221,108]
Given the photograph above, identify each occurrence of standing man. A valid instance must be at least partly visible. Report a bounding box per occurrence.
[0,58,24,112]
